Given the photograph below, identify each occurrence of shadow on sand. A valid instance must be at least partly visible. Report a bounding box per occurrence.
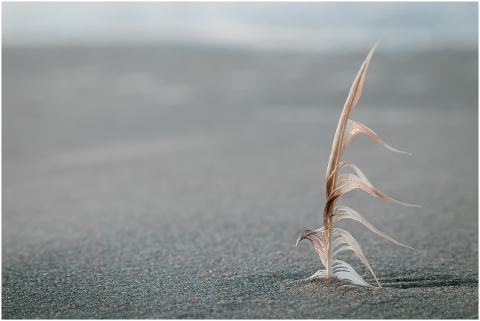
[380,274,478,289]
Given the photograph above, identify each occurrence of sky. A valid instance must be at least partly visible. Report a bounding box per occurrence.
[3,2,478,52]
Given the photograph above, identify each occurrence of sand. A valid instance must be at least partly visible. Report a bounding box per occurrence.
[3,46,477,318]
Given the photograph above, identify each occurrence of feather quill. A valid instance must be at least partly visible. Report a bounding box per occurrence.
[296,42,419,287]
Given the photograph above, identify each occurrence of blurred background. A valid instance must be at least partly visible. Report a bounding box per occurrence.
[3,2,478,51]
[2,3,478,318]
[3,2,478,167]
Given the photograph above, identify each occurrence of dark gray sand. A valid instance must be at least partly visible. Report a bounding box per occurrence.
[3,46,478,318]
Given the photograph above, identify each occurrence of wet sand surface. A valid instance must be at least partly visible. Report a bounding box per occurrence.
[3,45,478,318]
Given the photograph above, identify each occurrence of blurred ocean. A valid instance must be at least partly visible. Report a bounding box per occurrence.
[3,2,478,53]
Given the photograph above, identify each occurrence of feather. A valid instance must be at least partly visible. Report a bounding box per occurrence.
[323,178,421,222]
[332,260,373,287]
[296,42,420,287]
[333,206,420,252]
[325,42,379,198]
[331,235,345,250]
[333,228,382,287]
[332,245,352,259]
[307,236,328,267]
[340,120,412,157]
[307,269,326,281]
